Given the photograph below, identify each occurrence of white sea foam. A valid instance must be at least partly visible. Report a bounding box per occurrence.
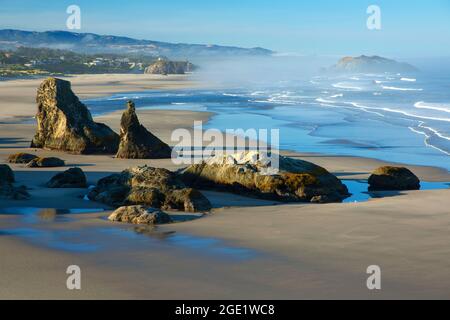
[418,122,450,141]
[381,107,450,122]
[332,83,362,91]
[408,127,450,155]
[330,93,344,98]
[108,96,130,101]
[250,91,265,96]
[401,77,416,82]
[414,101,450,113]
[222,93,240,97]
[382,86,423,91]
[315,98,335,104]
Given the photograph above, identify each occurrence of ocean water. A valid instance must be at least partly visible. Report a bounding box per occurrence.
[85,72,450,171]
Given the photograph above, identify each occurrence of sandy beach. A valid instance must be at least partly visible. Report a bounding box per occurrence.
[1,74,449,299]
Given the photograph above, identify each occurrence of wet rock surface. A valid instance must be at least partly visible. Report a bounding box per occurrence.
[30,77,119,154]
[115,101,172,159]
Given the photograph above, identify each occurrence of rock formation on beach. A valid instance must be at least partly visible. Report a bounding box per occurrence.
[109,205,173,225]
[26,157,65,168]
[180,151,350,203]
[115,101,172,159]
[368,166,420,191]
[46,167,87,188]
[328,55,417,73]
[88,166,212,212]
[7,153,38,164]
[30,77,119,154]
[144,59,194,75]
[0,164,29,200]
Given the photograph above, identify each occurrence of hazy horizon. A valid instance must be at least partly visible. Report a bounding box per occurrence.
[1,0,449,59]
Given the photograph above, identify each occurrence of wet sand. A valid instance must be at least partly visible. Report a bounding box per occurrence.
[1,74,450,299]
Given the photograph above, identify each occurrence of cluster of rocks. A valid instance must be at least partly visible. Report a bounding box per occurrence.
[87,166,212,212]
[8,153,65,167]
[7,77,426,226]
[144,59,194,75]
[29,78,171,160]
[0,164,29,200]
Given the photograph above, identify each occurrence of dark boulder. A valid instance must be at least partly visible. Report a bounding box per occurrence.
[0,164,29,200]
[368,166,420,191]
[30,77,119,154]
[115,101,172,159]
[26,157,65,168]
[46,167,87,188]
[0,164,14,183]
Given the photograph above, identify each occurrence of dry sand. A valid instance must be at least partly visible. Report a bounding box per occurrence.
[0,74,449,299]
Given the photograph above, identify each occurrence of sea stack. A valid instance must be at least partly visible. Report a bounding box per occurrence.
[115,101,172,159]
[31,77,119,154]
[144,59,194,75]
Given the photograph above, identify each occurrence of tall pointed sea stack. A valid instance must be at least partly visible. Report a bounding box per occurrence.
[115,101,172,159]
[31,78,119,154]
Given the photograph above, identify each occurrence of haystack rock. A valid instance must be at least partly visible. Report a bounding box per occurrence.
[329,55,417,73]
[144,59,194,75]
[31,78,119,154]
[88,165,211,212]
[368,166,420,191]
[115,101,172,159]
[180,151,350,203]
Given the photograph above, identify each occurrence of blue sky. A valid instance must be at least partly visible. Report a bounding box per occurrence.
[0,0,449,57]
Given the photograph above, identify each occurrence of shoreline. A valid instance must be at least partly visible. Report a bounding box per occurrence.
[1,73,448,180]
[1,73,450,299]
